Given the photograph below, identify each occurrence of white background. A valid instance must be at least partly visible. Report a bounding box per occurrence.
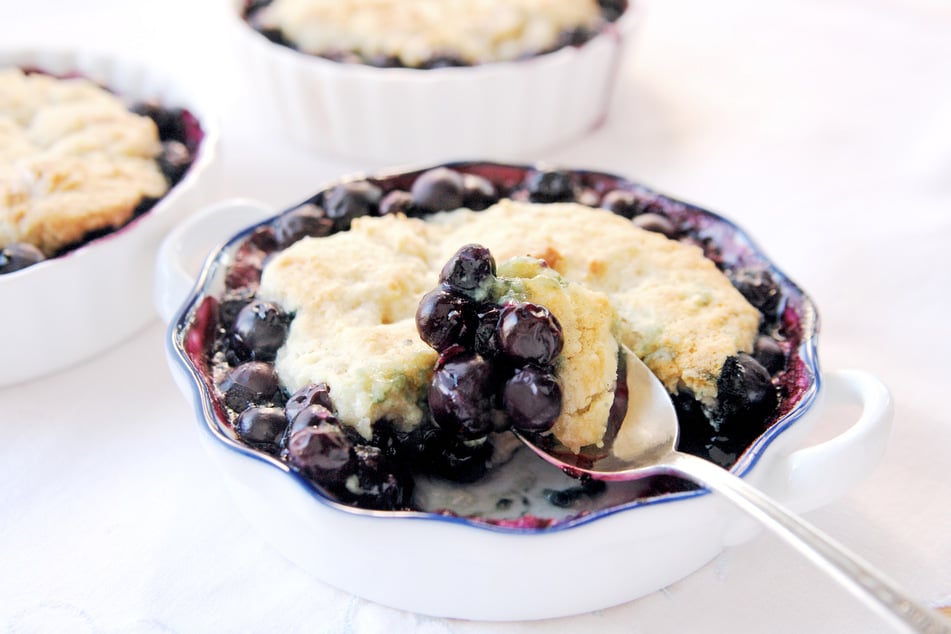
[1,0,950,632]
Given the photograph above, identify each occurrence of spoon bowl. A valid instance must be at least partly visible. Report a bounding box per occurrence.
[516,346,951,633]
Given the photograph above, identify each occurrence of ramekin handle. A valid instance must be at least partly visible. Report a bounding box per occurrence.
[154,198,274,324]
[781,369,894,513]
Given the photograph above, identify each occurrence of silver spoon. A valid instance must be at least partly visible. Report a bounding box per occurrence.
[515,346,951,633]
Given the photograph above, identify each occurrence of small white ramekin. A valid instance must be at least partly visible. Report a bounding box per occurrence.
[225,0,636,163]
[157,163,895,620]
[0,48,220,387]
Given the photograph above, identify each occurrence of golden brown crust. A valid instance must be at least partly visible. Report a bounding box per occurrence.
[0,69,168,254]
[260,201,761,445]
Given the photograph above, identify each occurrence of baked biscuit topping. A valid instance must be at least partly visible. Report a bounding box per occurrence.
[253,0,604,67]
[494,257,618,453]
[0,69,168,255]
[259,201,760,446]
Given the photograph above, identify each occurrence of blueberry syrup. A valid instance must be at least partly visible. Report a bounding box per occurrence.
[180,162,817,524]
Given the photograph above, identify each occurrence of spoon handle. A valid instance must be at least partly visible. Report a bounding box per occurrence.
[666,452,951,634]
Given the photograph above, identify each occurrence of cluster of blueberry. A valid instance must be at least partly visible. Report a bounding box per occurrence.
[418,244,565,441]
[214,298,417,510]
[212,243,569,511]
[131,100,202,189]
[0,95,202,275]
[676,266,789,465]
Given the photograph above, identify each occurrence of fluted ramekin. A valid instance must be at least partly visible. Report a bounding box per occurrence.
[158,161,894,620]
[225,1,636,163]
[0,48,220,387]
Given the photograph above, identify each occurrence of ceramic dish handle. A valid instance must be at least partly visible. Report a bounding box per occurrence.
[782,369,894,513]
[154,199,274,324]
[723,369,892,548]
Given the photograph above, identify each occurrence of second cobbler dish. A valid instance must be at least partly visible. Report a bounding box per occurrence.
[177,163,816,526]
[227,1,634,161]
[244,0,628,68]
[0,67,203,274]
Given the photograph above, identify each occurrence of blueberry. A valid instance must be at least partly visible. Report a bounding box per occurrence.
[244,0,273,17]
[286,403,338,438]
[378,190,414,216]
[632,213,678,238]
[428,350,497,439]
[219,361,282,412]
[600,189,664,218]
[367,54,403,68]
[715,353,778,425]
[526,169,575,203]
[234,406,287,452]
[274,203,333,248]
[599,190,638,215]
[410,167,466,212]
[132,196,159,218]
[247,226,279,252]
[598,0,627,21]
[473,305,502,358]
[730,268,785,322]
[229,300,289,362]
[753,335,786,375]
[382,418,445,466]
[430,437,493,483]
[498,302,564,365]
[131,101,187,143]
[218,288,257,332]
[462,174,498,211]
[157,140,192,184]
[284,383,334,424]
[0,242,46,274]
[555,26,594,48]
[258,27,290,46]
[438,243,496,297]
[416,288,473,352]
[324,181,382,229]
[285,422,355,483]
[503,365,562,432]
[421,55,467,69]
[352,466,413,510]
[351,444,413,509]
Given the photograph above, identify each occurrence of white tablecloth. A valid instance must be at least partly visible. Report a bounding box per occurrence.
[2,1,950,632]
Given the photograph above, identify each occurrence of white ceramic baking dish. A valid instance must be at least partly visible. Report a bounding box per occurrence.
[157,163,892,620]
[0,48,220,387]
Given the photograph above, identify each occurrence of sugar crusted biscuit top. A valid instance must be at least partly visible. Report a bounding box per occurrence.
[255,0,602,67]
[0,69,168,254]
[259,200,761,448]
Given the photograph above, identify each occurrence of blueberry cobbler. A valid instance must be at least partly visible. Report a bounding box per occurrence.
[0,68,203,274]
[181,163,814,521]
[243,0,629,68]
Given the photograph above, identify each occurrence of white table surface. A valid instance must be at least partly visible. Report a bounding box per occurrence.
[2,0,950,632]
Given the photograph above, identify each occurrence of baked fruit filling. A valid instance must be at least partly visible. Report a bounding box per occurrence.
[189,164,808,515]
[0,68,203,274]
[243,0,629,68]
